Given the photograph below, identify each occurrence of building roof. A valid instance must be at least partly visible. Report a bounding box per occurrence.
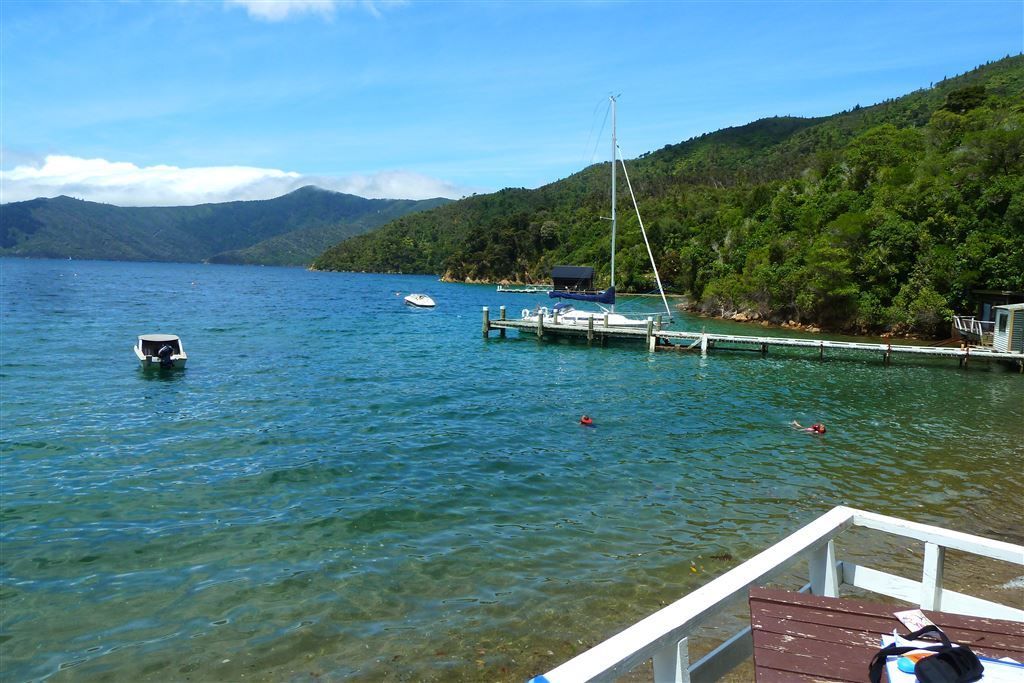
[138,334,181,342]
[994,303,1024,311]
[551,265,594,279]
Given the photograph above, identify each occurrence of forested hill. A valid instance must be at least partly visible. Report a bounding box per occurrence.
[313,55,1024,336]
[0,186,450,266]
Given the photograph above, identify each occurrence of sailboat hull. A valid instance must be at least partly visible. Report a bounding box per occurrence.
[521,307,650,327]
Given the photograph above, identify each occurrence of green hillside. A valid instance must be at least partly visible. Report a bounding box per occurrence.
[0,186,450,266]
[312,55,1024,336]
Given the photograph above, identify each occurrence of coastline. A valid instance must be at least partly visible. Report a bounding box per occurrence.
[456,272,952,342]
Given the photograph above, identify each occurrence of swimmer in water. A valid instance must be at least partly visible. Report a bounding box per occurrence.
[791,421,826,434]
[580,415,594,427]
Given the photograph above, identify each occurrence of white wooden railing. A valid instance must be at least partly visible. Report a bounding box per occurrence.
[528,506,1024,683]
[954,315,996,338]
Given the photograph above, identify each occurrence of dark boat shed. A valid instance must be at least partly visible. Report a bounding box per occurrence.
[970,289,1024,323]
[551,266,594,292]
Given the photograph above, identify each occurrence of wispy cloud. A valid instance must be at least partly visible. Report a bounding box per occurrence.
[224,0,403,22]
[1,155,473,206]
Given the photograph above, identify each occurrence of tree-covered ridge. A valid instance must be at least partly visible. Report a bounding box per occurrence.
[0,186,450,266]
[312,55,1024,336]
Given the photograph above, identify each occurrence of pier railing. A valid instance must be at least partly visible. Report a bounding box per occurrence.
[528,506,1024,683]
[954,315,995,342]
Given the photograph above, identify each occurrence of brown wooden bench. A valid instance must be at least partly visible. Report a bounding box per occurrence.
[749,587,1024,682]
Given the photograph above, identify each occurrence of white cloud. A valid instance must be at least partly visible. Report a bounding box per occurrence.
[0,155,474,206]
[224,1,403,22]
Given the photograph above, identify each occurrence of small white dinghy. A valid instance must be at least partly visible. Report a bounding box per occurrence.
[134,334,188,369]
[404,293,435,308]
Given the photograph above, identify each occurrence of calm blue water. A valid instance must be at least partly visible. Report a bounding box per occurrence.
[1,258,1021,682]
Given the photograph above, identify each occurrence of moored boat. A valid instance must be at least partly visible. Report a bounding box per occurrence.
[524,301,650,327]
[134,334,187,369]
[497,284,550,294]
[404,293,435,308]
[522,96,672,328]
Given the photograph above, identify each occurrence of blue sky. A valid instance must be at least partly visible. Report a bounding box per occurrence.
[2,0,1022,206]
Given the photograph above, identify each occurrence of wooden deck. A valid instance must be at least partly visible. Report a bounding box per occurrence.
[482,307,1024,370]
[749,587,1024,682]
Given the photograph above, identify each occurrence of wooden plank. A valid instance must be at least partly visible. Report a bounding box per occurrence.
[753,609,897,649]
[751,631,868,681]
[754,611,1022,661]
[756,668,844,683]
[751,588,1024,645]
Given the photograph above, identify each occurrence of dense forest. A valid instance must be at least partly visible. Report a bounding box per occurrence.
[0,186,449,266]
[313,56,1024,336]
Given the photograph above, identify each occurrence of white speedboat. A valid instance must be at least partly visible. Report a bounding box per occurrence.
[404,293,435,308]
[134,334,188,369]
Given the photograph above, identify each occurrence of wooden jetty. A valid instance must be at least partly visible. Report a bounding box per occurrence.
[482,306,1024,370]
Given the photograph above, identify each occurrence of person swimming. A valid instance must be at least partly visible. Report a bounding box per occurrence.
[580,415,594,427]
[791,420,826,434]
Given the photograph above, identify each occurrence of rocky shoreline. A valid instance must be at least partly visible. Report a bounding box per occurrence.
[674,302,824,334]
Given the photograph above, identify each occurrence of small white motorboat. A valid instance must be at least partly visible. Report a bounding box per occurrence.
[134,334,188,369]
[404,293,435,308]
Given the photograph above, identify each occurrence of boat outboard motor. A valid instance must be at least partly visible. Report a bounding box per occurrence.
[157,344,175,368]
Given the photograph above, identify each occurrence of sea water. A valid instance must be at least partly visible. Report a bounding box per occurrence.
[1,258,1021,682]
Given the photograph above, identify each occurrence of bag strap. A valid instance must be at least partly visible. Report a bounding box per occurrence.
[868,626,952,683]
[904,624,952,647]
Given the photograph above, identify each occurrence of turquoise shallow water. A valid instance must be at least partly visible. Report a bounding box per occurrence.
[1,258,1022,682]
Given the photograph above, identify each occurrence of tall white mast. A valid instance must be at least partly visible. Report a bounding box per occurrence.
[610,95,617,312]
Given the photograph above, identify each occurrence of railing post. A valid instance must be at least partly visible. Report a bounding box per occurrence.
[809,540,839,597]
[921,542,945,610]
[652,637,690,683]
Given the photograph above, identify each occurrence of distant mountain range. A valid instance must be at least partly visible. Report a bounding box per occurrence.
[0,186,450,266]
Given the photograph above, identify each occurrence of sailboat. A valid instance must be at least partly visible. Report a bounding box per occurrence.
[522,96,672,328]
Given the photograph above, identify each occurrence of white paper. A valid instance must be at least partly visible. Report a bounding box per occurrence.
[894,608,936,632]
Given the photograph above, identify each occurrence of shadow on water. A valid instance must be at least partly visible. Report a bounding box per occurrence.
[136,367,188,382]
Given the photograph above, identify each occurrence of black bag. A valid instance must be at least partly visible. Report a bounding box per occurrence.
[868,624,984,683]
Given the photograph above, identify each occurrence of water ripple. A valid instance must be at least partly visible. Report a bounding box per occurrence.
[1,259,1021,682]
